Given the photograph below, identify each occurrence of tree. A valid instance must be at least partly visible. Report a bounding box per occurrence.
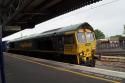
[94,29,105,39]
[110,35,122,38]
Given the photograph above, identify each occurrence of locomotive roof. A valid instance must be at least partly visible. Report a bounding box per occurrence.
[57,22,94,32]
[9,22,94,42]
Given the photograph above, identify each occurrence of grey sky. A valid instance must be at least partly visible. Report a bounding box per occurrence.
[3,0,125,41]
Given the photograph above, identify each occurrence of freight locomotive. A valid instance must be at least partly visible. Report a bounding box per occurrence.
[8,22,96,66]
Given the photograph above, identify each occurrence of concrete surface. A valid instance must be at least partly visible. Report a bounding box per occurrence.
[4,53,117,83]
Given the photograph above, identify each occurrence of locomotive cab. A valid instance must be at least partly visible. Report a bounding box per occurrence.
[76,28,96,66]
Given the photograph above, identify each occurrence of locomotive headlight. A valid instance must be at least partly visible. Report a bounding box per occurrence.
[79,53,83,56]
[79,52,84,56]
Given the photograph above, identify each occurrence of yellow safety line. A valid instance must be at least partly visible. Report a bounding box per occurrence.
[7,55,120,83]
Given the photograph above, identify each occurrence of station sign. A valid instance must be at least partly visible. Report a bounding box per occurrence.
[4,26,21,31]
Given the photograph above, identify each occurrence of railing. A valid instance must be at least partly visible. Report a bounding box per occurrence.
[96,42,125,50]
[96,42,125,55]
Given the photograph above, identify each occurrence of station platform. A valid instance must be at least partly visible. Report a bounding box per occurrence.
[3,52,125,83]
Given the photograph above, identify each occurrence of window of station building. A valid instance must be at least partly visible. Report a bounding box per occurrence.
[77,32,86,43]
[64,34,74,44]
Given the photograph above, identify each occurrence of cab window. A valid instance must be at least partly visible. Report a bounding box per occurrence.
[64,34,74,44]
[86,32,95,42]
[77,32,86,43]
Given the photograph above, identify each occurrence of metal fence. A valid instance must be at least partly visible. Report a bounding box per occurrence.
[96,41,125,50]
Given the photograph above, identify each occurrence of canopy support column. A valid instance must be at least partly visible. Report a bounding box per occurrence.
[0,25,6,83]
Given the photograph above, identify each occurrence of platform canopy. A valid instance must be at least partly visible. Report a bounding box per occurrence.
[0,0,101,37]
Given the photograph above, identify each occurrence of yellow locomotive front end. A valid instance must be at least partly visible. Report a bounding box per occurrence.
[76,28,96,66]
[63,23,96,66]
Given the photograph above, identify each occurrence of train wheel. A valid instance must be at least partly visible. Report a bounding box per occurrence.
[85,59,89,66]
[84,57,95,67]
[89,59,95,67]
